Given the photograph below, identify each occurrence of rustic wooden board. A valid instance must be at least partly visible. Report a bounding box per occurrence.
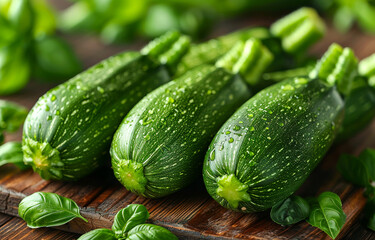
[1,5,375,238]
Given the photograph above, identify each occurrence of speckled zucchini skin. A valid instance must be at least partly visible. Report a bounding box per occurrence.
[203,77,344,213]
[22,52,170,180]
[111,65,251,198]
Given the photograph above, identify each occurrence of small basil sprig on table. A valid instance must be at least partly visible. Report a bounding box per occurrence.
[0,142,29,169]
[79,204,177,240]
[307,192,346,239]
[270,192,346,239]
[270,195,310,225]
[18,192,87,228]
[112,204,149,237]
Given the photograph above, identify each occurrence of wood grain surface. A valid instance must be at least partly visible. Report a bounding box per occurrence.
[1,1,375,239]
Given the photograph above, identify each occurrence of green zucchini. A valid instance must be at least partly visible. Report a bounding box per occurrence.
[110,39,273,198]
[22,32,190,181]
[176,7,326,80]
[203,77,344,213]
[202,44,361,213]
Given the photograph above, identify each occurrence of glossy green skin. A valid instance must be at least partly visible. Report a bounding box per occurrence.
[203,78,344,213]
[22,52,170,180]
[111,65,251,198]
[337,84,375,141]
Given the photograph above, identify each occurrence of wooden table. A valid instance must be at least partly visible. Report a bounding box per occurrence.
[1,2,375,239]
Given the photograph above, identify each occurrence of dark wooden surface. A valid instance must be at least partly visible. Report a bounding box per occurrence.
[1,1,375,239]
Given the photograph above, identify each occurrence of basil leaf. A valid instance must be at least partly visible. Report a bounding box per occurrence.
[337,149,375,187]
[0,41,30,95]
[0,14,17,47]
[7,0,34,34]
[0,100,28,132]
[33,35,82,81]
[126,224,178,240]
[0,141,29,170]
[307,192,346,239]
[112,204,149,237]
[270,195,310,225]
[78,228,117,240]
[18,192,87,228]
[30,0,56,37]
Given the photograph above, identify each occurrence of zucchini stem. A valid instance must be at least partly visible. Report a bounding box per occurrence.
[141,31,190,73]
[359,53,375,87]
[270,7,326,53]
[22,138,63,180]
[309,43,358,96]
[216,38,273,86]
[117,159,147,196]
[216,174,250,209]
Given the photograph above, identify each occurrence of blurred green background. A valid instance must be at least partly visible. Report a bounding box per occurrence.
[1,0,375,96]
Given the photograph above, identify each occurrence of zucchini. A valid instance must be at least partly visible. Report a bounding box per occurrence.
[203,77,344,212]
[22,32,190,181]
[202,44,361,213]
[110,39,273,198]
[177,7,325,80]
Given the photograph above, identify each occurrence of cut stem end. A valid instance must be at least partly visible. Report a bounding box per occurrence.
[216,174,250,209]
[22,138,63,180]
[216,38,273,86]
[118,159,147,196]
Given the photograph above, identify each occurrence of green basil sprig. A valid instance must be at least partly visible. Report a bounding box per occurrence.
[112,204,149,237]
[270,195,310,226]
[79,204,177,240]
[307,192,346,239]
[18,192,87,228]
[270,192,346,239]
[0,142,29,169]
[18,192,178,239]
